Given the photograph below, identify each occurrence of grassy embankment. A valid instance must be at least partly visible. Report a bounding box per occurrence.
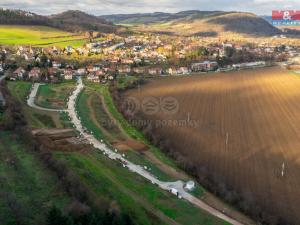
[0,25,87,47]
[0,131,70,225]
[71,81,222,225]
[77,79,207,197]
[77,82,175,181]
[54,148,229,225]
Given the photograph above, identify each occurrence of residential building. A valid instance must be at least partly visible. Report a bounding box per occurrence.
[168,67,179,75]
[87,74,100,83]
[63,69,73,80]
[93,64,102,71]
[191,61,218,72]
[133,67,146,74]
[13,67,26,79]
[28,67,41,79]
[179,67,189,74]
[76,68,86,76]
[148,67,163,75]
[118,65,131,74]
[52,61,61,69]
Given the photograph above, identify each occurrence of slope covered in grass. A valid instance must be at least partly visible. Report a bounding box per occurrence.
[0,25,87,47]
[0,131,70,225]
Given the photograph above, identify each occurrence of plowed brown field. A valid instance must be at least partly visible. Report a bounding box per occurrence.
[125,67,300,224]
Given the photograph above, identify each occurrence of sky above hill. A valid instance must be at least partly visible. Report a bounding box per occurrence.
[0,0,300,15]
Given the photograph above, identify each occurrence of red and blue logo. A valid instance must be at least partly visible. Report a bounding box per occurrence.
[272,10,300,26]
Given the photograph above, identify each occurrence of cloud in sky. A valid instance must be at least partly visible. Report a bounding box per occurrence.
[0,0,300,15]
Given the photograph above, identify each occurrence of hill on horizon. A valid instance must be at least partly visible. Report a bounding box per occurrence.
[101,10,281,37]
[49,10,117,33]
[100,10,223,24]
[0,8,117,34]
[0,8,282,37]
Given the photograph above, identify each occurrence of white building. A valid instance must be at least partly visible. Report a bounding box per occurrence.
[170,188,178,196]
[52,61,61,69]
[184,181,195,191]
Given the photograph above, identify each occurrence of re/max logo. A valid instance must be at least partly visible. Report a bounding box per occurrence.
[272,10,300,21]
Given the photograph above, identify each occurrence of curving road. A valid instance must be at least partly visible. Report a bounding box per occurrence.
[27,83,67,112]
[29,78,245,225]
[0,75,6,83]
[0,75,7,105]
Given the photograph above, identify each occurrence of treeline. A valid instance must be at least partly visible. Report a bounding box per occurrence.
[0,8,116,33]
[46,205,132,225]
[0,81,134,225]
[217,47,271,67]
[111,82,291,225]
[0,9,52,26]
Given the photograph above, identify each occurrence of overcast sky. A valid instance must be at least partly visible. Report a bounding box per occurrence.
[0,0,300,15]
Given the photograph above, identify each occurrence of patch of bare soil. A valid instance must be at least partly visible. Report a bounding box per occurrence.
[47,98,64,108]
[33,128,90,153]
[112,139,149,152]
[32,128,74,136]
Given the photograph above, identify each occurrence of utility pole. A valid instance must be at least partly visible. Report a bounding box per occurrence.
[281,162,285,177]
[225,132,229,146]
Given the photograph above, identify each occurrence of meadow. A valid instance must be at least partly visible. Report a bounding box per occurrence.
[0,131,70,225]
[0,25,87,47]
[36,81,76,110]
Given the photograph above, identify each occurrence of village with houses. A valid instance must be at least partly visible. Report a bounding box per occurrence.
[0,33,300,84]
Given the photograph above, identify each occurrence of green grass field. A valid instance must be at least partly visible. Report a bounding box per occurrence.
[0,25,87,47]
[7,81,71,128]
[55,150,229,225]
[117,76,139,89]
[36,81,76,110]
[0,131,70,225]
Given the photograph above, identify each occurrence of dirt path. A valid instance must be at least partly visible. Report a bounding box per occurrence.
[87,94,115,140]
[99,94,129,139]
[202,192,256,225]
[32,128,74,136]
[144,151,189,180]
